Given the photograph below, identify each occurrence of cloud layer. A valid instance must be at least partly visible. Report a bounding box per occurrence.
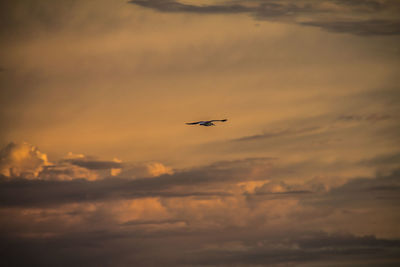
[0,142,173,181]
[1,143,400,265]
[130,0,400,35]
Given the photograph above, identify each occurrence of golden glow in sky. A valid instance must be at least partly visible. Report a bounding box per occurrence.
[1,0,400,265]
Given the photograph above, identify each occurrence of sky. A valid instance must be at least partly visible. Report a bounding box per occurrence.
[0,0,400,266]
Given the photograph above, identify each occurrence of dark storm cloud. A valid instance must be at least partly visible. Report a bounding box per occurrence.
[0,229,152,267]
[1,157,399,210]
[129,0,400,14]
[129,0,255,14]
[183,233,400,266]
[0,158,273,207]
[333,0,398,12]
[65,159,122,170]
[2,224,400,266]
[0,156,275,207]
[129,0,400,36]
[297,232,400,249]
[359,152,400,167]
[0,176,232,207]
[306,169,400,207]
[1,165,400,265]
[121,219,186,226]
[128,0,312,15]
[253,190,312,196]
[329,169,400,194]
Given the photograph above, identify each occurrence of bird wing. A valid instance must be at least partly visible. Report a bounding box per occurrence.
[210,119,228,122]
[186,121,202,125]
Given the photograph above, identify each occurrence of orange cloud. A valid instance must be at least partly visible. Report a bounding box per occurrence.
[0,142,175,181]
[0,142,50,178]
[118,162,174,179]
[146,162,174,177]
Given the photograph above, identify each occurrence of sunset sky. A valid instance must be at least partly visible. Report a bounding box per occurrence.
[1,0,400,266]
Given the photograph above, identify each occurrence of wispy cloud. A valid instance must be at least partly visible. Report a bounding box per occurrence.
[337,113,392,122]
[302,19,400,36]
[234,126,321,142]
[129,0,400,35]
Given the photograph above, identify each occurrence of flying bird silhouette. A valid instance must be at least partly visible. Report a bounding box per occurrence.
[186,119,228,127]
